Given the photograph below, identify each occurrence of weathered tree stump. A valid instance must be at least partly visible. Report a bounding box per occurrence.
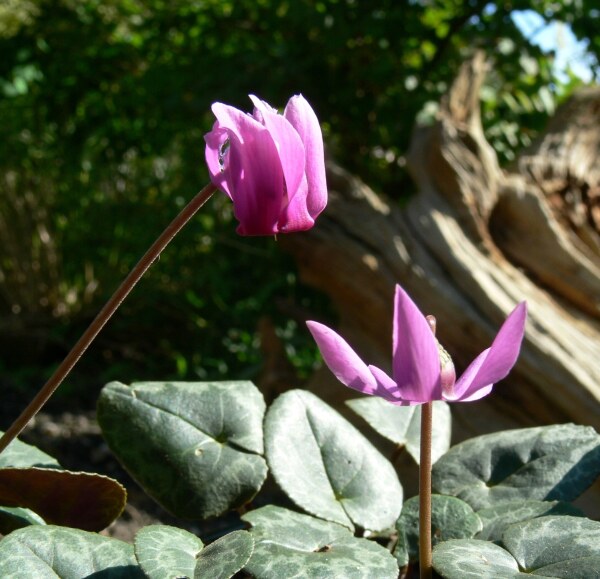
[282,52,600,443]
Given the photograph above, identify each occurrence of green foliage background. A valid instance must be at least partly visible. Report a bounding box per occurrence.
[0,0,597,407]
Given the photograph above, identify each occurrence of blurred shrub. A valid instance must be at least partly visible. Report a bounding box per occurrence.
[0,0,596,401]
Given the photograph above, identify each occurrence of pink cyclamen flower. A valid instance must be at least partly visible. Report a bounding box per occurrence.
[307,285,527,405]
[204,94,327,235]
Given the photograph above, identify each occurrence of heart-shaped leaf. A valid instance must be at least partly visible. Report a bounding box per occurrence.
[194,530,254,579]
[135,525,204,578]
[432,539,528,578]
[0,431,59,469]
[431,424,600,510]
[242,505,399,579]
[0,507,45,534]
[433,516,600,578]
[394,495,482,566]
[0,468,126,531]
[476,500,584,542]
[346,398,451,464]
[134,525,253,579]
[97,380,268,519]
[0,525,143,578]
[264,389,402,531]
[503,515,600,577]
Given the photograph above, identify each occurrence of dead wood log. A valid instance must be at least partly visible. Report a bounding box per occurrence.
[281,52,600,443]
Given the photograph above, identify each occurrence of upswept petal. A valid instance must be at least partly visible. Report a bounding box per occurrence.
[284,95,327,218]
[393,286,442,401]
[204,123,232,198]
[452,302,527,400]
[306,321,378,395]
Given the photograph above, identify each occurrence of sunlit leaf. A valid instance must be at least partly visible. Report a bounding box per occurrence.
[135,525,203,579]
[394,495,481,566]
[0,506,45,535]
[504,515,600,577]
[476,500,584,542]
[97,380,268,519]
[431,424,600,510]
[265,390,402,531]
[433,539,527,578]
[242,505,398,579]
[346,398,451,464]
[0,432,59,469]
[0,525,143,578]
[194,530,254,579]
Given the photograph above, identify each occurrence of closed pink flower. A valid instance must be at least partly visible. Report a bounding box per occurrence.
[205,94,327,235]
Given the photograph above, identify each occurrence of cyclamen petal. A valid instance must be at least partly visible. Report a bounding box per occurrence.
[306,321,378,395]
[393,286,442,402]
[204,94,327,235]
[452,302,527,401]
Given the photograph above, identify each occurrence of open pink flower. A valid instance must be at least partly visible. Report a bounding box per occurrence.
[205,94,327,236]
[307,285,527,405]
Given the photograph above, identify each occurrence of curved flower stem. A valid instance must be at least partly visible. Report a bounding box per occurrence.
[419,400,433,579]
[0,182,218,455]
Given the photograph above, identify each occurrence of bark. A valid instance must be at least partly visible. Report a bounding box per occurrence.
[281,52,600,442]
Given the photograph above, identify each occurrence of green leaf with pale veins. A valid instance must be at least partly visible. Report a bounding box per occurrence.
[242,505,399,579]
[432,539,529,579]
[135,525,253,579]
[0,506,45,534]
[264,389,402,531]
[0,525,143,578]
[431,424,600,510]
[97,380,268,519]
[503,515,600,577]
[0,431,60,469]
[135,525,203,579]
[346,398,451,464]
[194,530,254,579]
[394,495,482,566]
[433,515,600,578]
[476,500,584,542]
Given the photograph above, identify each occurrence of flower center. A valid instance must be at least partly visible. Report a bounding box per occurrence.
[437,340,456,395]
[218,139,230,171]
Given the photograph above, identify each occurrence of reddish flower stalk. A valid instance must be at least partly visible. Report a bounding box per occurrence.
[0,182,217,455]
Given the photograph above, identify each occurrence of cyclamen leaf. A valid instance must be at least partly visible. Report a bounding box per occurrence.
[503,515,600,577]
[264,390,402,531]
[433,516,600,578]
[0,506,45,535]
[346,398,451,464]
[0,525,143,578]
[432,539,527,578]
[134,525,253,579]
[476,500,584,542]
[431,424,600,510]
[394,495,482,565]
[0,468,126,531]
[242,505,399,579]
[194,530,254,579]
[135,525,204,579]
[97,380,268,519]
[0,431,59,469]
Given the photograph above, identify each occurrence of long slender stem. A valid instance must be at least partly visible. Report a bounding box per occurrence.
[419,400,433,579]
[0,182,217,455]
